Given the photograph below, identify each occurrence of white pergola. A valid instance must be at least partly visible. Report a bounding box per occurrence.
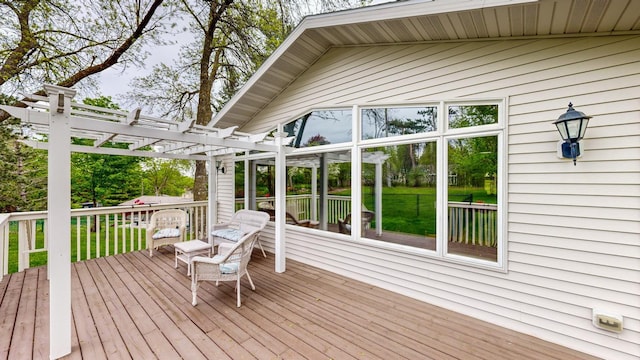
[0,84,290,359]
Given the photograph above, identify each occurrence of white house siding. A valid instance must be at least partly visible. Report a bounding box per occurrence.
[216,154,236,223]
[238,35,640,360]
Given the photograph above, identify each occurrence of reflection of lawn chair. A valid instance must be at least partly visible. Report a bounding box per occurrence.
[259,208,318,228]
[338,210,375,235]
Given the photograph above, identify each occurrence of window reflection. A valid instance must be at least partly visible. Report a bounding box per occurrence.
[284,109,352,148]
[447,135,498,261]
[448,105,498,129]
[361,142,437,251]
[362,106,437,140]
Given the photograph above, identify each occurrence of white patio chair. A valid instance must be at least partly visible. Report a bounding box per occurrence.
[338,210,375,235]
[210,209,270,257]
[190,229,261,307]
[146,209,187,257]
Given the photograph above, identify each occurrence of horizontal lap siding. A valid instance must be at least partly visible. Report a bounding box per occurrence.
[216,155,236,223]
[242,35,640,360]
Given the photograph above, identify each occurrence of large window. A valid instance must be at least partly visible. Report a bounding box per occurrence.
[249,101,503,267]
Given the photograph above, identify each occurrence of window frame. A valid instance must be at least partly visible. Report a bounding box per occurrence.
[271,99,507,271]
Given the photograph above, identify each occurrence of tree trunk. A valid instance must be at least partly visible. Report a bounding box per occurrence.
[192,1,234,201]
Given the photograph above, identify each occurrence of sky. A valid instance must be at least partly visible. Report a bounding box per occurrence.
[96,0,394,102]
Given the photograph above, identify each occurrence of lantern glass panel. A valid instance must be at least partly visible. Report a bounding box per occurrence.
[556,122,569,140]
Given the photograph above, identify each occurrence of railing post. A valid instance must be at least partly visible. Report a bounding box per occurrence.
[0,214,9,278]
[18,220,31,272]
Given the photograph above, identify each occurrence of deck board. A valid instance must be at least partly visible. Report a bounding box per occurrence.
[0,248,600,360]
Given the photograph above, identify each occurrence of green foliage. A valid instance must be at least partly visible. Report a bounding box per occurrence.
[0,94,48,211]
[0,0,176,96]
[142,158,193,196]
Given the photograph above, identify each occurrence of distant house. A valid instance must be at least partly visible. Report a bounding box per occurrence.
[209,1,640,359]
[119,195,193,206]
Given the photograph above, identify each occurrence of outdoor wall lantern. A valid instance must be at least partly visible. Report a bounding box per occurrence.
[216,160,226,174]
[553,102,591,165]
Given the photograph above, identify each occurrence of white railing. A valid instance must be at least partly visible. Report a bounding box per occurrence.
[238,195,497,245]
[1,201,208,275]
[448,201,498,247]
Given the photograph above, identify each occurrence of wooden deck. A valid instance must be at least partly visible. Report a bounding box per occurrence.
[0,249,598,360]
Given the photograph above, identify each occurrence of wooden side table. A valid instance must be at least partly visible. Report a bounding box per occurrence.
[174,240,212,276]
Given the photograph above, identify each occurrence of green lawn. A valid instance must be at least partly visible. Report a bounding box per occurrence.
[6,220,149,274]
[333,185,496,236]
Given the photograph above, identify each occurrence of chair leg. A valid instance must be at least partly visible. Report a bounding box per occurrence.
[236,276,241,307]
[191,279,198,306]
[257,238,266,258]
[245,270,256,290]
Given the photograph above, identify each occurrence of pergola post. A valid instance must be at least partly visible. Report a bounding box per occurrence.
[207,156,217,244]
[45,84,76,359]
[311,166,318,221]
[274,125,287,272]
[319,155,328,230]
[249,157,257,209]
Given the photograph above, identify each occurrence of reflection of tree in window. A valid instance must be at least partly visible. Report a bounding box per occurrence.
[304,134,329,147]
[362,107,437,139]
[448,105,498,129]
[283,110,352,148]
[448,136,497,188]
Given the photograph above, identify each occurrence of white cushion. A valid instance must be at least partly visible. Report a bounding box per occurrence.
[211,228,245,242]
[152,228,180,239]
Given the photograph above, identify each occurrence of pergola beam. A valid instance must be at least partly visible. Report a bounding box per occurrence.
[20,140,210,161]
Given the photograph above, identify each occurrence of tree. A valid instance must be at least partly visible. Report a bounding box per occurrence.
[142,158,193,196]
[127,0,370,201]
[0,94,48,211]
[70,96,144,207]
[0,0,177,123]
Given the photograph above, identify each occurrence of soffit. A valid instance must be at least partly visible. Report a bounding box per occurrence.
[210,0,640,129]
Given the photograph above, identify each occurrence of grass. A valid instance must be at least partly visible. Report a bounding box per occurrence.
[6,220,150,274]
[332,185,496,236]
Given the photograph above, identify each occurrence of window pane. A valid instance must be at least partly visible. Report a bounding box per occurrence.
[234,160,245,211]
[263,151,352,231]
[447,135,498,261]
[284,109,352,148]
[448,105,498,129]
[361,142,437,251]
[362,106,437,140]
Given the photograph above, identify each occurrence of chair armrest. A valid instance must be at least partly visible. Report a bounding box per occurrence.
[217,242,235,256]
[191,255,223,265]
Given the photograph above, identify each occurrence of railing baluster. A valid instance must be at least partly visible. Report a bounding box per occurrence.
[96,214,101,258]
[114,213,119,255]
[86,215,91,260]
[121,213,126,254]
[76,217,81,262]
[105,214,110,257]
